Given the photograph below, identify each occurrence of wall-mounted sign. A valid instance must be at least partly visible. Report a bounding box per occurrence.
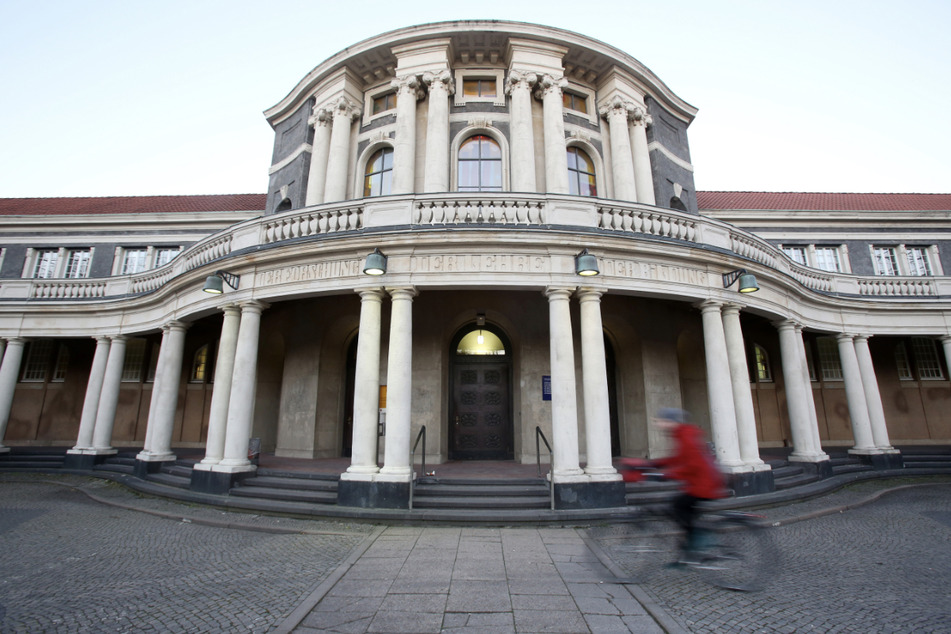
[542,375,551,401]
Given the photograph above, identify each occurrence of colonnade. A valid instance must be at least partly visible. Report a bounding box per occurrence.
[302,68,656,206]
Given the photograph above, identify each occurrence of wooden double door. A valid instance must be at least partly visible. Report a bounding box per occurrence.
[449,360,513,460]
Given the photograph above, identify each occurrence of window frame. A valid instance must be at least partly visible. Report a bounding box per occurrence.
[813,246,843,273]
[32,249,60,279]
[64,248,92,279]
[752,343,773,383]
[456,134,504,193]
[363,83,399,125]
[871,245,900,276]
[363,146,395,198]
[816,336,843,381]
[453,69,505,107]
[566,145,598,197]
[560,83,597,124]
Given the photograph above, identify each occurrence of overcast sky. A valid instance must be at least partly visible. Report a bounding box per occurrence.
[1,0,948,198]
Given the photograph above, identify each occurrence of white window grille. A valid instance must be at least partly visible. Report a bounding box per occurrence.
[783,246,807,265]
[122,249,148,275]
[21,340,54,381]
[154,248,180,267]
[64,249,91,279]
[816,337,843,381]
[905,247,932,276]
[33,250,59,279]
[895,342,914,380]
[52,345,69,382]
[911,337,943,380]
[122,338,146,382]
[813,247,842,272]
[754,344,772,382]
[872,246,900,276]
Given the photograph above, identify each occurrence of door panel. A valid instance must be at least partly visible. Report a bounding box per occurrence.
[450,362,511,459]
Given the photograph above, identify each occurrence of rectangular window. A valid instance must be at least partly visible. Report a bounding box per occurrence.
[562,91,588,114]
[154,248,180,267]
[52,344,69,382]
[122,338,146,382]
[813,247,842,272]
[463,79,497,98]
[783,246,807,265]
[121,249,148,275]
[906,247,932,276]
[33,250,59,279]
[371,92,397,115]
[816,337,843,381]
[21,340,54,382]
[895,342,914,380]
[911,337,943,380]
[872,246,900,276]
[64,249,91,279]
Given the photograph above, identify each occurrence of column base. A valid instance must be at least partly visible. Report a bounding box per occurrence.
[136,450,176,463]
[0,446,9,454]
[190,466,253,494]
[849,449,904,470]
[134,458,172,479]
[789,457,834,478]
[64,451,111,470]
[726,468,775,497]
[337,478,410,509]
[554,479,626,509]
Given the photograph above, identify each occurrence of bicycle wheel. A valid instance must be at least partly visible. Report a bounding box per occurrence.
[612,515,681,583]
[693,513,778,592]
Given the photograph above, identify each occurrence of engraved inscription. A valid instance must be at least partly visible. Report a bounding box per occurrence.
[259,261,361,286]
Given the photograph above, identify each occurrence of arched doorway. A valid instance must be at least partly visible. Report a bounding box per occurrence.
[449,323,513,460]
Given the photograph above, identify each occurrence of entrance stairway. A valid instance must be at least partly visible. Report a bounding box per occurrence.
[3,446,951,520]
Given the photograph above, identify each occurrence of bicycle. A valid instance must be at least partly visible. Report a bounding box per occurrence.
[591,469,780,592]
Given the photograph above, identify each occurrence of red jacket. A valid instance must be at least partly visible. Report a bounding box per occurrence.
[655,423,726,499]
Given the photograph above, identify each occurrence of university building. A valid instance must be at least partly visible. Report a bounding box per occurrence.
[1,21,949,510]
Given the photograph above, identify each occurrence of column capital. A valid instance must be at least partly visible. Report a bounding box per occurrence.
[575,287,606,302]
[544,286,575,301]
[386,286,418,300]
[308,106,332,128]
[220,303,242,317]
[422,69,454,96]
[598,95,635,120]
[941,335,951,344]
[853,334,872,343]
[391,74,425,100]
[2,337,29,345]
[329,96,362,121]
[694,298,724,313]
[835,332,856,343]
[720,303,744,317]
[109,334,129,342]
[92,335,112,343]
[772,318,800,332]
[237,300,269,314]
[533,73,567,100]
[355,287,386,301]
[505,70,537,95]
[163,320,190,334]
[630,106,653,127]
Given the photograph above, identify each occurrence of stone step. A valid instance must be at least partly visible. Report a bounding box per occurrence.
[774,471,823,490]
[256,469,339,482]
[412,482,549,498]
[145,472,191,489]
[903,460,951,469]
[239,475,338,493]
[161,464,193,478]
[831,463,874,475]
[410,495,550,510]
[94,463,135,475]
[229,485,337,504]
[769,464,805,479]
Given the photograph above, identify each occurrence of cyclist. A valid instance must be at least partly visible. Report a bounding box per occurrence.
[623,408,727,563]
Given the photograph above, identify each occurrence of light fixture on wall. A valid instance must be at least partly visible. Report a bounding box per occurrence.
[363,248,387,275]
[722,268,759,293]
[575,249,600,276]
[202,270,240,294]
[476,313,486,344]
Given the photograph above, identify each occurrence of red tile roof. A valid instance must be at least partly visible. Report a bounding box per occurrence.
[697,191,951,211]
[0,194,267,216]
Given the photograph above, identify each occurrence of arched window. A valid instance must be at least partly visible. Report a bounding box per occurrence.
[275,198,292,212]
[753,344,772,382]
[191,344,210,383]
[364,147,394,197]
[567,147,597,197]
[458,135,502,192]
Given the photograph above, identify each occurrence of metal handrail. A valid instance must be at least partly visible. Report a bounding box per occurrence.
[409,425,426,510]
[535,426,555,510]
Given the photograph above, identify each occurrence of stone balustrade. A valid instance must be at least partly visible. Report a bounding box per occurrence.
[3,194,950,303]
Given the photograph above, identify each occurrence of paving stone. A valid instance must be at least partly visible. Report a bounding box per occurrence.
[512,608,590,633]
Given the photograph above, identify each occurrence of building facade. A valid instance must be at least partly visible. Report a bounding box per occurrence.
[0,21,949,508]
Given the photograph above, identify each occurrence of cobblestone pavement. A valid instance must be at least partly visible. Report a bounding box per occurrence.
[0,474,374,633]
[588,479,951,633]
[2,473,950,633]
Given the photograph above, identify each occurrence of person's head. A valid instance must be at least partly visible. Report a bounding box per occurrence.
[653,407,689,434]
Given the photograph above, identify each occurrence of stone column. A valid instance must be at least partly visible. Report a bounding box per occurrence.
[323,97,362,203]
[379,287,416,480]
[343,289,385,478]
[0,338,27,452]
[795,326,828,461]
[698,301,743,469]
[629,107,655,205]
[505,70,538,192]
[576,289,618,478]
[92,336,127,454]
[140,322,189,462]
[198,305,241,467]
[721,305,764,467]
[853,335,893,450]
[216,302,267,471]
[422,70,453,193]
[599,96,637,202]
[305,107,332,206]
[941,336,951,382]
[536,75,570,194]
[837,334,876,453]
[71,337,112,451]
[545,287,584,479]
[776,320,822,460]
[391,75,423,195]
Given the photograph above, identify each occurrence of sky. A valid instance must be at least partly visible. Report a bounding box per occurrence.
[1,0,948,198]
